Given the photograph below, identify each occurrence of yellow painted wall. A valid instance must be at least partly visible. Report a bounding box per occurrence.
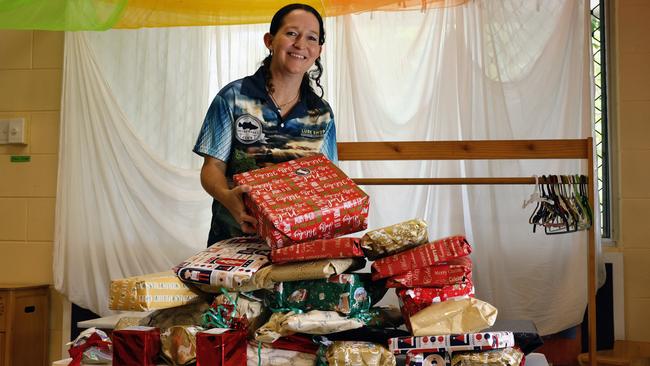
[614,0,650,342]
[0,30,67,363]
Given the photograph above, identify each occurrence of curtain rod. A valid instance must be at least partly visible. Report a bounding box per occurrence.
[352,176,587,185]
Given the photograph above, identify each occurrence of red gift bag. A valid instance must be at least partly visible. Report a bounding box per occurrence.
[196,328,247,366]
[112,326,161,366]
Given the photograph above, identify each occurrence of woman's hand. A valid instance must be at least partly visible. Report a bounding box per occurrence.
[214,184,258,234]
[200,156,258,234]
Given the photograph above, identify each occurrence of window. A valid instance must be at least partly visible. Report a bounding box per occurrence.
[591,0,610,238]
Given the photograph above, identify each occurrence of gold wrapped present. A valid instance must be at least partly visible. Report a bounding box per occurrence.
[109,271,200,311]
[361,219,428,260]
[251,258,365,289]
[451,347,524,366]
[161,325,202,365]
[326,341,396,366]
[246,342,317,366]
[409,298,497,336]
[255,311,365,343]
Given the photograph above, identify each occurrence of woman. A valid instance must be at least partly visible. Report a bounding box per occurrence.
[193,4,338,246]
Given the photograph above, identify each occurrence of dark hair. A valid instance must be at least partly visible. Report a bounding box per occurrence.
[262,3,325,109]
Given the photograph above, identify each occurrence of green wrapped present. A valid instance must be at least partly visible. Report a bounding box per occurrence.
[270,274,372,320]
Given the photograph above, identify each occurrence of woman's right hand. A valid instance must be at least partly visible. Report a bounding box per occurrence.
[200,156,258,234]
[215,184,258,234]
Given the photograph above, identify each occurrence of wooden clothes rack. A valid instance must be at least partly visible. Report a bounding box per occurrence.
[337,138,597,366]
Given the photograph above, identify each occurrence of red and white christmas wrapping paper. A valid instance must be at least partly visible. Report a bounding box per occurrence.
[270,237,364,263]
[233,154,369,249]
[386,256,473,288]
[371,235,472,280]
[397,282,475,317]
[398,282,475,333]
[388,332,515,355]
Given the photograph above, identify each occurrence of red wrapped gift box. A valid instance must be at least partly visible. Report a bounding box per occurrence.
[196,328,247,366]
[386,256,472,288]
[271,335,320,354]
[234,154,369,249]
[371,235,472,280]
[398,282,475,318]
[112,326,161,366]
[270,237,364,263]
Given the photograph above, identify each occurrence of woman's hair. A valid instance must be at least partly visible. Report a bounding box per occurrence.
[262,3,326,109]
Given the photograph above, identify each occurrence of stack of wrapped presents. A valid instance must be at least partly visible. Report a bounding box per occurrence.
[69,155,539,366]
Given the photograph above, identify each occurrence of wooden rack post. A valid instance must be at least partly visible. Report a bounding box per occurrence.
[338,138,597,366]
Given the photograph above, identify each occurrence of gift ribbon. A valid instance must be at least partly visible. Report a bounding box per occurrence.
[313,336,332,366]
[202,288,241,329]
[268,305,305,314]
[68,333,112,366]
[351,309,374,324]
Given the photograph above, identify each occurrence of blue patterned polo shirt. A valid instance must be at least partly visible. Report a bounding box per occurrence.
[193,66,338,244]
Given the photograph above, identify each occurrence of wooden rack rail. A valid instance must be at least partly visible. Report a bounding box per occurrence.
[337,138,597,366]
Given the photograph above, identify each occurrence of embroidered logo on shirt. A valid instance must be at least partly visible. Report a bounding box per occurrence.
[235,114,263,144]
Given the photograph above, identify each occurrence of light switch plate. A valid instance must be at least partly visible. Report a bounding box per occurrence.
[8,118,25,144]
[0,118,26,145]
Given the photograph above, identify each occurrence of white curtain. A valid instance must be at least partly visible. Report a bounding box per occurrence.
[55,0,594,335]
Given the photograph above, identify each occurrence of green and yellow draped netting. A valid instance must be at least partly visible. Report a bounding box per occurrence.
[0,0,467,30]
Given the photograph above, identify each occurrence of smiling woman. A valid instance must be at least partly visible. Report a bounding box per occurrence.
[192,3,340,247]
[264,9,323,84]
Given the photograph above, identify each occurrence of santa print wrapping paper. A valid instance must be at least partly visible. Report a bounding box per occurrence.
[386,256,473,288]
[397,282,476,318]
[196,328,247,366]
[271,237,364,263]
[173,237,270,290]
[270,273,371,317]
[233,154,369,249]
[371,235,472,280]
[388,332,516,355]
[112,326,161,366]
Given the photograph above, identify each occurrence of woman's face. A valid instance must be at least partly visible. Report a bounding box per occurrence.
[266,9,322,77]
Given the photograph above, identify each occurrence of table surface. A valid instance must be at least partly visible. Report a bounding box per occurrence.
[76,311,151,329]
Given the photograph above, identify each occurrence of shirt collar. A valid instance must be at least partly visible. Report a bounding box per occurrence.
[240,66,327,117]
[240,66,269,100]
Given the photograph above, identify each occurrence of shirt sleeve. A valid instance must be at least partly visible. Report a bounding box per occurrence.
[193,94,233,162]
[320,114,338,165]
